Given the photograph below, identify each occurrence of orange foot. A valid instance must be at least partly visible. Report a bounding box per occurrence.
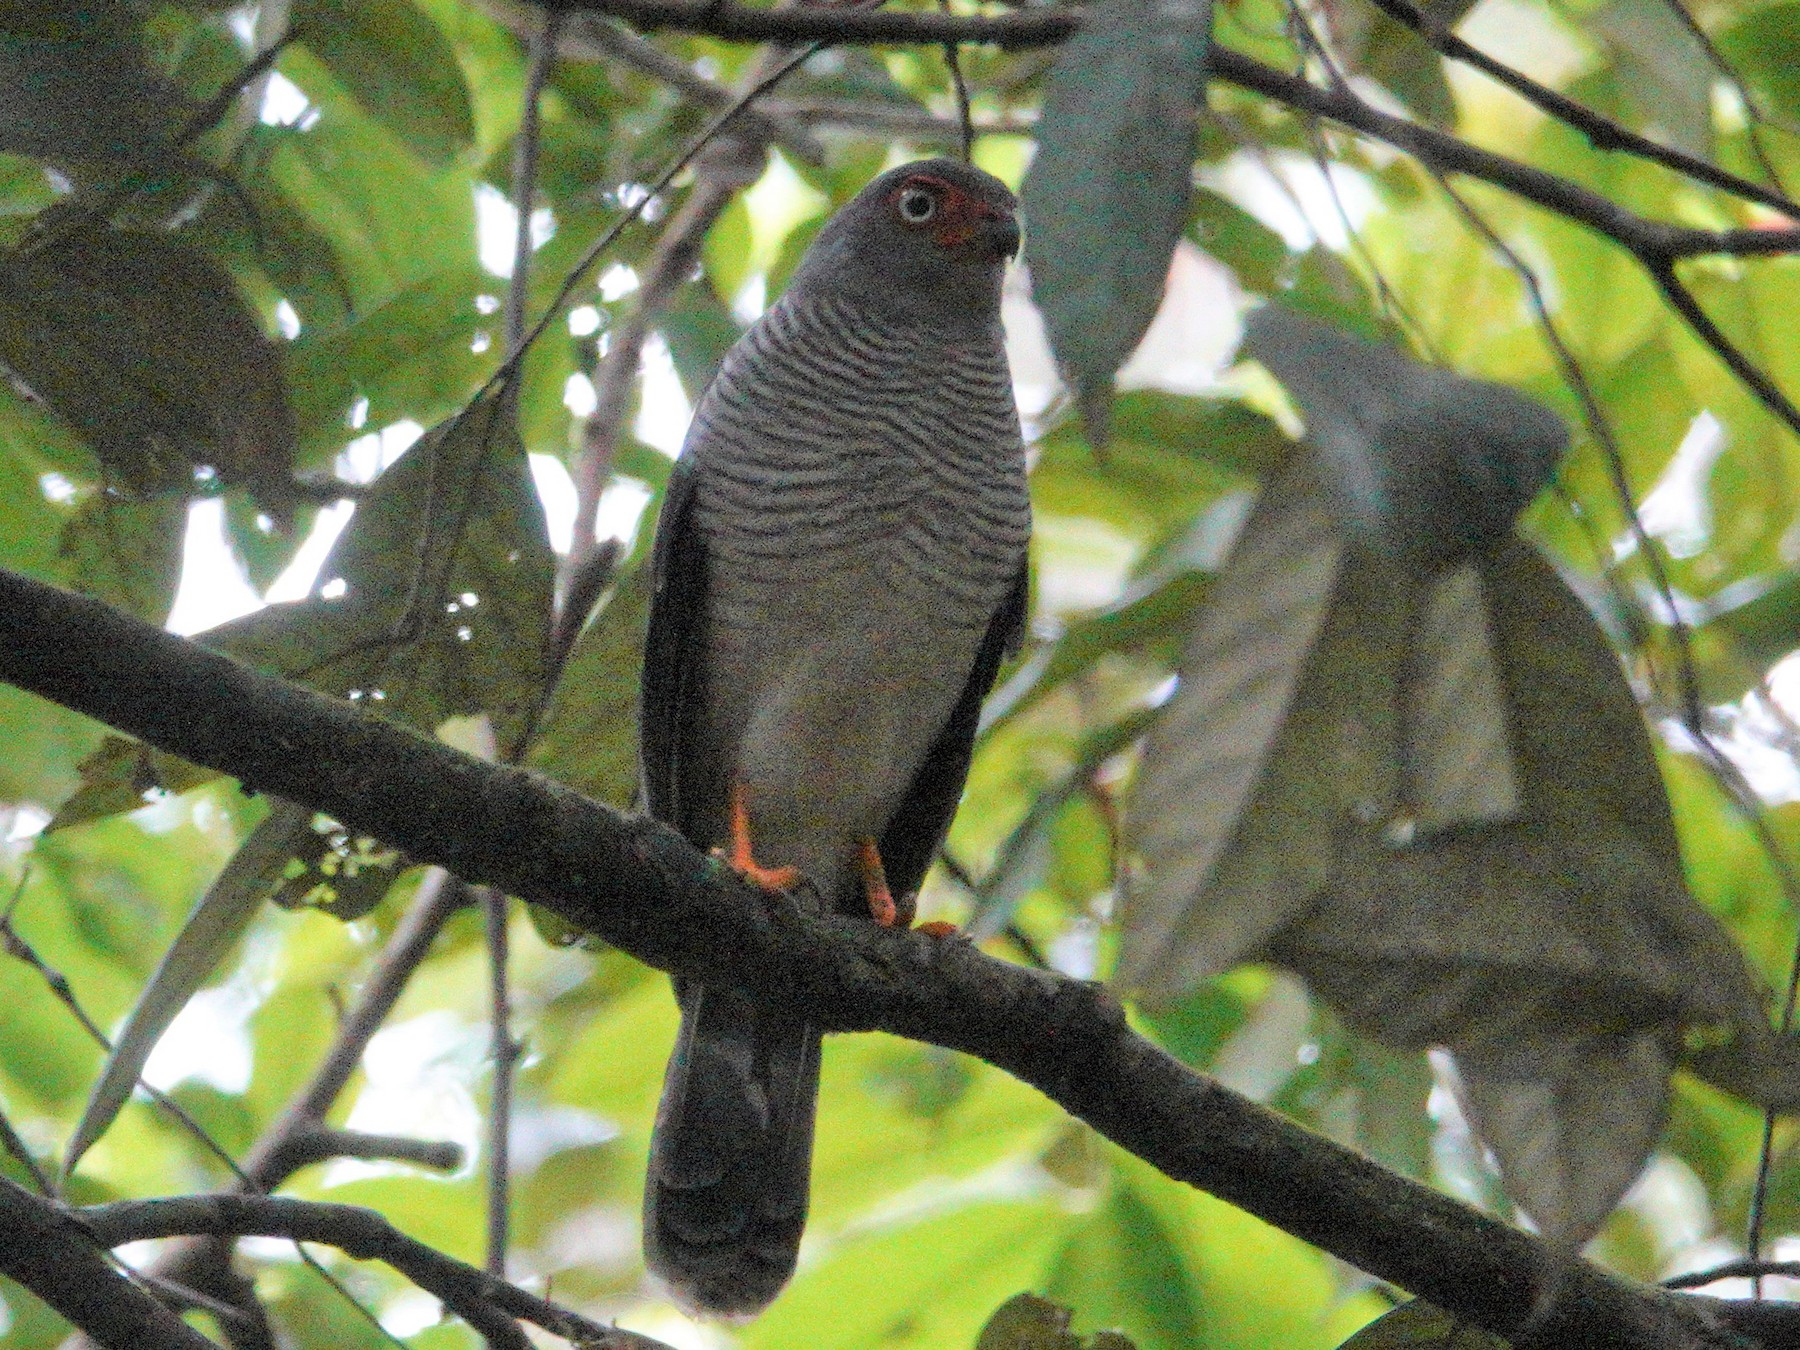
[858,841,960,936]
[713,784,800,892]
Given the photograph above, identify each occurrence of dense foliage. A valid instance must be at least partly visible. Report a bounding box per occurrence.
[6,0,1800,1347]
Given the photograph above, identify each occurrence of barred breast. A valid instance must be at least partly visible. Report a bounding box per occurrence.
[682,289,1030,901]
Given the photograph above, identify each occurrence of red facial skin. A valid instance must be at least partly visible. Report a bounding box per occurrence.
[884,173,1012,253]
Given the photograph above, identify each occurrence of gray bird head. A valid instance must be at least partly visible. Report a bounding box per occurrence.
[788,158,1020,331]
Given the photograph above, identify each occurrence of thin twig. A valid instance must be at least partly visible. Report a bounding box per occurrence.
[1,885,405,1347]
[482,885,517,1279]
[0,1095,51,1195]
[565,159,749,580]
[476,1,825,162]
[1647,259,1800,444]
[487,40,826,397]
[1361,0,1800,218]
[83,1194,680,1349]
[939,0,974,162]
[504,9,565,357]
[1653,0,1791,193]
[1665,1257,1800,1290]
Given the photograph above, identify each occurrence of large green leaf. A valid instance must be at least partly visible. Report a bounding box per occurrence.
[1022,0,1212,438]
[0,227,299,509]
[210,388,555,745]
[63,799,305,1175]
[292,0,475,170]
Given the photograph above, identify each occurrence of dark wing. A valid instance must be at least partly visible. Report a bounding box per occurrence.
[877,561,1030,900]
[640,455,706,835]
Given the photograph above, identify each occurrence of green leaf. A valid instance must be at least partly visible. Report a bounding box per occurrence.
[55,490,185,624]
[527,561,649,809]
[1326,5,1467,129]
[1243,304,1568,571]
[1337,1300,1508,1349]
[292,0,475,169]
[47,736,219,833]
[977,1294,1138,1350]
[1022,0,1212,440]
[0,227,299,510]
[1717,3,1800,123]
[210,388,555,745]
[1042,1175,1201,1350]
[286,264,492,463]
[63,799,307,1175]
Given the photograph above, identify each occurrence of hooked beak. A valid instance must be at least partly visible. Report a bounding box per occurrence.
[982,213,1022,262]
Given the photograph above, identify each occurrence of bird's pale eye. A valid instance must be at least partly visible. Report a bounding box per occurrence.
[896,186,939,225]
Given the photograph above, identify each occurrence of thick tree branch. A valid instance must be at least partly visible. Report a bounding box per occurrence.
[0,565,1789,1347]
[0,1178,216,1350]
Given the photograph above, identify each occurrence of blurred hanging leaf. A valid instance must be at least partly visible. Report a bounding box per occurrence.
[1455,1031,1673,1253]
[210,388,555,746]
[0,226,300,511]
[976,1293,1138,1350]
[1243,304,1567,572]
[1120,461,1398,999]
[63,799,311,1175]
[55,490,185,625]
[1324,0,1474,130]
[1337,1300,1508,1349]
[0,7,190,168]
[1590,0,1715,160]
[1022,0,1212,442]
[290,0,476,169]
[1264,542,1800,1246]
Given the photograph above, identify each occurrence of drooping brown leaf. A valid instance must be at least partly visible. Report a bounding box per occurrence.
[1455,1031,1674,1253]
[0,228,299,511]
[1121,466,1521,1002]
[1120,460,1362,998]
[1243,305,1567,573]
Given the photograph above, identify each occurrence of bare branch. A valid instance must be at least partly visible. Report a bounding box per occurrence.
[0,566,1790,1349]
[262,1128,464,1178]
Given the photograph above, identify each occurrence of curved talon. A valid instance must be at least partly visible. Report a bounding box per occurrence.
[719,785,800,892]
[916,920,959,938]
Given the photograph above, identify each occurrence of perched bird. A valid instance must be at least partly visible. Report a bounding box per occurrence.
[638,158,1031,1316]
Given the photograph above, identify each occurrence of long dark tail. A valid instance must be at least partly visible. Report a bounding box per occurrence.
[644,977,819,1316]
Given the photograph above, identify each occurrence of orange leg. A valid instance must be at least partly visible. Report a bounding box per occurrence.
[859,838,899,927]
[858,840,959,936]
[713,784,800,892]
